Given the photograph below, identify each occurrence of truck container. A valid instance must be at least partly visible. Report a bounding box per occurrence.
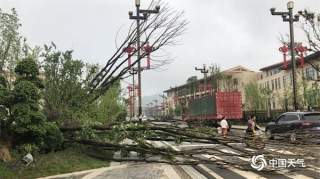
[184,91,242,121]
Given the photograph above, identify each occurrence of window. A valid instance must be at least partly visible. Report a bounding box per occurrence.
[271,80,274,90]
[272,100,276,109]
[290,73,293,86]
[267,81,270,90]
[303,113,320,121]
[278,77,281,89]
[283,76,287,88]
[278,115,287,122]
[277,115,286,122]
[275,79,278,90]
[285,114,299,121]
[272,68,280,75]
[306,67,315,80]
[233,78,238,87]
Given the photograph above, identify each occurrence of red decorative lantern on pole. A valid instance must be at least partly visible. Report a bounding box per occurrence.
[143,42,153,69]
[294,43,308,68]
[279,44,289,70]
[124,46,136,68]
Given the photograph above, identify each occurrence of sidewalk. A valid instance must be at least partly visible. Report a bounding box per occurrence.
[38,163,181,179]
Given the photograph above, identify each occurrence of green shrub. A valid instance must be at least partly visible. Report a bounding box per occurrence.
[42,122,64,152]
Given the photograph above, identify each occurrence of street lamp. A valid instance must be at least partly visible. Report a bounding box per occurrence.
[270,1,300,110]
[287,1,294,10]
[135,0,140,6]
[128,1,160,122]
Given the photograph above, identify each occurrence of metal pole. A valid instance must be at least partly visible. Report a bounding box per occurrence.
[136,4,143,122]
[288,8,298,110]
[132,72,135,118]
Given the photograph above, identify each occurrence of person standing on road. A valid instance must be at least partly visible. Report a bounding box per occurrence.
[220,116,229,138]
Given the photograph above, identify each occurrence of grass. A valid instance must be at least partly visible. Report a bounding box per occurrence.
[0,147,110,179]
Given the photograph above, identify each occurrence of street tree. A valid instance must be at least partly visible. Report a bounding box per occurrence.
[41,44,126,126]
[244,82,266,111]
[89,0,188,98]
[300,10,320,73]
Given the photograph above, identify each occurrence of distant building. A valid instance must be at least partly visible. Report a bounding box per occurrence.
[163,65,258,114]
[258,51,320,110]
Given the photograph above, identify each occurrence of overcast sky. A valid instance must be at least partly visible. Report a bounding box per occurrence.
[1,0,320,97]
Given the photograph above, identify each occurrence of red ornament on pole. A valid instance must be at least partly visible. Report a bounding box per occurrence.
[295,43,308,68]
[124,46,136,68]
[143,42,153,69]
[279,44,289,70]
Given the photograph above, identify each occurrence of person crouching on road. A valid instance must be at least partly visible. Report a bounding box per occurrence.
[220,116,229,138]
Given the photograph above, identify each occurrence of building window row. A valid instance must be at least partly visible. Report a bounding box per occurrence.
[266,68,281,77]
[305,66,317,80]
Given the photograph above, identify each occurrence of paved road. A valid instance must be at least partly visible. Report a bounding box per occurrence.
[42,122,320,179]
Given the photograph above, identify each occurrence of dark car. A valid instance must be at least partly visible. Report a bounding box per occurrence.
[265,112,320,143]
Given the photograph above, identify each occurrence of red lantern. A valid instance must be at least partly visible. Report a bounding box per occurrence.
[279,44,289,70]
[143,42,153,69]
[295,43,308,68]
[124,46,136,68]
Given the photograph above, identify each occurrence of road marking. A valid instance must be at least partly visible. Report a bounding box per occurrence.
[223,148,318,179]
[163,140,319,179]
[180,165,207,179]
[198,164,224,179]
[267,148,295,155]
[277,170,314,179]
[211,155,267,179]
[161,164,182,179]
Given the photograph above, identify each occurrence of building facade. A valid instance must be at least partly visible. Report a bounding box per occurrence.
[258,52,320,110]
[164,66,258,114]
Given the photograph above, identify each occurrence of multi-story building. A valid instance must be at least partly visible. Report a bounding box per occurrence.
[164,66,258,114]
[258,51,320,110]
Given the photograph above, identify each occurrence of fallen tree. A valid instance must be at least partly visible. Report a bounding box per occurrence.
[61,120,320,171]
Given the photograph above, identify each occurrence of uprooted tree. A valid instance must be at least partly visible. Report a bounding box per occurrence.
[88,0,188,98]
[59,1,319,171]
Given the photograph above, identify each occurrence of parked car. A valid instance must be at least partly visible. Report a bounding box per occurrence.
[265,112,320,143]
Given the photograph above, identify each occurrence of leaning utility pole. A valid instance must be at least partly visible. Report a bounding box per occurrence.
[270,1,313,110]
[195,64,209,122]
[195,64,209,96]
[129,0,160,122]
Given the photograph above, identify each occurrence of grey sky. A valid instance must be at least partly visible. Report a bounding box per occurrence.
[1,0,320,97]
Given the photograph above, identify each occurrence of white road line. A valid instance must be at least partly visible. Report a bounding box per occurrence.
[180,165,207,179]
[163,140,319,179]
[162,141,215,179]
[198,164,224,179]
[267,148,295,155]
[212,155,267,179]
[161,164,182,179]
[222,148,318,179]
[277,170,314,179]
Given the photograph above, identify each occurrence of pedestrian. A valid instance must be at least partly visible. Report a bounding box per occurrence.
[246,115,256,135]
[220,116,229,138]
